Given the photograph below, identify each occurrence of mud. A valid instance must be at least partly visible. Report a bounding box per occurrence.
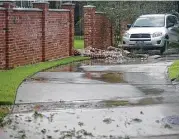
[84,72,126,83]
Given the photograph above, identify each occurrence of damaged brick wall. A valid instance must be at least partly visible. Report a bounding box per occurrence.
[83,5,114,49]
[0,2,74,69]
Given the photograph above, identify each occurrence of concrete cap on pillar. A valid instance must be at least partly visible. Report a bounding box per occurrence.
[61,2,75,6]
[32,2,49,9]
[83,5,96,8]
[32,2,49,4]
[95,11,105,14]
[61,2,75,9]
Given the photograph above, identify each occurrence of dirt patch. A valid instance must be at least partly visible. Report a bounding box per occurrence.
[100,73,125,83]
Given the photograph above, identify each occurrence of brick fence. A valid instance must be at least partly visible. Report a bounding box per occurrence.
[83,5,114,49]
[0,2,74,69]
[0,3,115,69]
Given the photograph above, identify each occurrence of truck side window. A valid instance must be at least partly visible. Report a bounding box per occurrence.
[172,16,178,24]
[167,16,175,27]
[173,16,179,24]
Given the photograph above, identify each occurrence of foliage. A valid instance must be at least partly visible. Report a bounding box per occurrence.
[0,56,90,104]
[168,60,179,81]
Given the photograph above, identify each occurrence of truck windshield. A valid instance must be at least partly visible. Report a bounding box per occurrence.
[133,16,165,27]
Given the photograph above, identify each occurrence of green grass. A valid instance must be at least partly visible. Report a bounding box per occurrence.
[168,60,179,81]
[102,100,129,107]
[74,39,84,49]
[0,56,90,105]
[169,42,179,48]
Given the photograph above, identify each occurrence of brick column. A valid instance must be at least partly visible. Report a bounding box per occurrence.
[2,2,15,69]
[33,2,49,62]
[83,5,96,48]
[111,23,114,46]
[61,3,75,56]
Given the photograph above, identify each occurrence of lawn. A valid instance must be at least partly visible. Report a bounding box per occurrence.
[0,56,90,105]
[168,60,179,81]
[74,36,84,49]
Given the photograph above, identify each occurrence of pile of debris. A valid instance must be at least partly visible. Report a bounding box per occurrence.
[75,46,130,61]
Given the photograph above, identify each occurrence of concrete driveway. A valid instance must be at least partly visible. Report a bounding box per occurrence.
[1,55,179,139]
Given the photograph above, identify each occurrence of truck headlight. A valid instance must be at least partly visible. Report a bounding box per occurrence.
[124,32,130,38]
[152,32,163,37]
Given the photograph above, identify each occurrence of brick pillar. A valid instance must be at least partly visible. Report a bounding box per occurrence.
[2,2,15,69]
[83,5,96,48]
[61,3,75,56]
[33,2,49,62]
[111,23,114,46]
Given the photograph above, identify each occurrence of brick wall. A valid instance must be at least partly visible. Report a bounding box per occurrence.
[61,3,75,56]
[0,2,74,69]
[45,11,70,60]
[0,8,6,68]
[94,13,113,49]
[83,5,113,49]
[8,9,43,67]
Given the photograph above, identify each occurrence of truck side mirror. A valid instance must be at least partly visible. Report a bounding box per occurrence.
[127,24,131,29]
[167,22,174,28]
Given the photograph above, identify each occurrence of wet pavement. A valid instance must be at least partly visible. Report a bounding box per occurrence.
[1,53,179,139]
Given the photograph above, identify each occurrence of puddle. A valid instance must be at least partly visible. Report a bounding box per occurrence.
[45,58,153,73]
[136,97,163,105]
[46,59,110,72]
[138,87,164,95]
[84,72,126,83]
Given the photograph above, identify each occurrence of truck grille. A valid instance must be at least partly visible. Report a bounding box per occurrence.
[130,39,151,41]
[130,34,151,38]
